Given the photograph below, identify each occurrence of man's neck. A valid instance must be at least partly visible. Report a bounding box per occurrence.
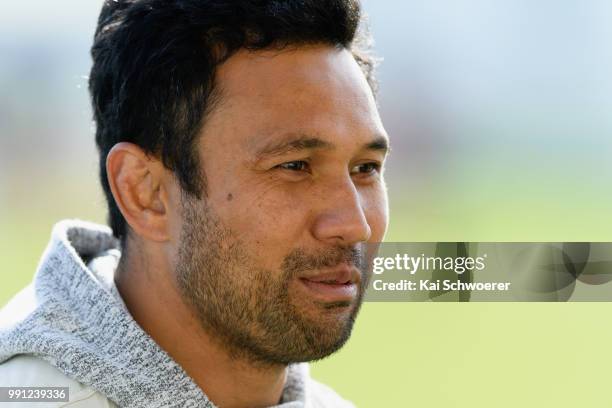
[114,244,287,408]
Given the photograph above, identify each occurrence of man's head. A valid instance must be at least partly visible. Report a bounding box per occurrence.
[90,0,389,365]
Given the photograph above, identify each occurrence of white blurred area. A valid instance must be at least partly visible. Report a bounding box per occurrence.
[364,0,612,181]
[0,1,101,214]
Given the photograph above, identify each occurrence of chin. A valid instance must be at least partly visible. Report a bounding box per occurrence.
[291,306,359,362]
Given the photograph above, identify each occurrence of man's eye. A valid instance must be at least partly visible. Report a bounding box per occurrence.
[351,162,381,175]
[277,161,310,172]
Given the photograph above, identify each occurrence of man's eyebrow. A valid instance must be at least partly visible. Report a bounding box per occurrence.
[254,134,390,159]
[365,136,390,155]
[255,136,334,158]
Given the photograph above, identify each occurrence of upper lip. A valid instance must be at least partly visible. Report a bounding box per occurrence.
[300,264,360,285]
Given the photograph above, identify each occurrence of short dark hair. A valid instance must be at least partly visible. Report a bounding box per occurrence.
[89,0,377,240]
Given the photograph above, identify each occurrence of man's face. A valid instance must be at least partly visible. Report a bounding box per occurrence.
[174,45,389,365]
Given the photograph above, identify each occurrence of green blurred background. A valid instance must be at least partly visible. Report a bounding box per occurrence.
[2,1,612,407]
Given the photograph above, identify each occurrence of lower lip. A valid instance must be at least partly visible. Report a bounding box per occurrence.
[298,278,358,303]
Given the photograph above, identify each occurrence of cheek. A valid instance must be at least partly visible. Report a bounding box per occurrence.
[213,185,312,263]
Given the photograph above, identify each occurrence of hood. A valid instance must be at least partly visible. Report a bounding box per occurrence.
[0,220,310,408]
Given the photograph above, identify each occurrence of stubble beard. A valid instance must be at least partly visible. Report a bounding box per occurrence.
[175,195,370,367]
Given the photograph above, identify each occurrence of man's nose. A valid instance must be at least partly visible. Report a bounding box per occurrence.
[310,177,372,246]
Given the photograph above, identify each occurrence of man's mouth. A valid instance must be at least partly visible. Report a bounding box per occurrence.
[298,266,359,303]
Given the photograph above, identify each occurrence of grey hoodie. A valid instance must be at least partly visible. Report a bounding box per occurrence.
[0,220,354,408]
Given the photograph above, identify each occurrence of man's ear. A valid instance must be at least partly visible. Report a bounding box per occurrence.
[106,142,170,242]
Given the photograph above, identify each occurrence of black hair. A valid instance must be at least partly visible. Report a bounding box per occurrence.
[89,0,377,241]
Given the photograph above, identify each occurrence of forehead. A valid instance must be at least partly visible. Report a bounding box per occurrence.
[206,45,385,153]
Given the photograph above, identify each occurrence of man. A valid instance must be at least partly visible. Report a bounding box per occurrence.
[0,0,389,406]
